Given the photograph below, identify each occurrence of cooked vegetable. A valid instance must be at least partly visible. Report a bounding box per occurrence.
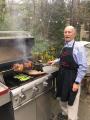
[14,74,31,81]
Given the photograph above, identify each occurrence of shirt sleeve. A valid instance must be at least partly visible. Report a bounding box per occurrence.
[74,46,88,83]
[53,58,60,64]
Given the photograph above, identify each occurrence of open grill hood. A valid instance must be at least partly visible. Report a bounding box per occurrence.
[0,31,34,64]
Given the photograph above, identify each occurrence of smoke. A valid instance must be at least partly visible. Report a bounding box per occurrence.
[15,37,28,60]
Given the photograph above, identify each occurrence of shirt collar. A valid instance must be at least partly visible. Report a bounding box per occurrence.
[64,40,75,47]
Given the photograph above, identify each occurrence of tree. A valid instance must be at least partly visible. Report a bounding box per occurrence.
[47,1,68,53]
[0,0,8,30]
[78,1,90,41]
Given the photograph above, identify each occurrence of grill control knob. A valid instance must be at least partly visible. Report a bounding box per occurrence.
[32,86,39,92]
[32,86,39,97]
[19,88,26,103]
[19,93,26,99]
[43,81,48,87]
[14,97,19,102]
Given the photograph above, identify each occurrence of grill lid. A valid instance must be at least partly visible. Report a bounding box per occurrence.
[0,31,34,64]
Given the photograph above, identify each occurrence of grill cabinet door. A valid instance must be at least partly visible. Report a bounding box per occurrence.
[14,99,36,120]
[36,92,51,120]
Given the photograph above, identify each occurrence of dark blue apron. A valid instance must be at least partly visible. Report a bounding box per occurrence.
[56,41,79,105]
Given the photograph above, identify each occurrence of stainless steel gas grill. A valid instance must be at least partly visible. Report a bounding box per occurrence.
[0,31,58,120]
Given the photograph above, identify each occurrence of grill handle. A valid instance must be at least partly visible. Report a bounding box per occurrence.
[0,68,14,73]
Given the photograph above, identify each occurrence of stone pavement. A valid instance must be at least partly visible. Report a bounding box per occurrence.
[49,89,90,120]
[78,90,90,120]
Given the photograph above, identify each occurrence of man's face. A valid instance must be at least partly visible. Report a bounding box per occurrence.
[64,26,76,42]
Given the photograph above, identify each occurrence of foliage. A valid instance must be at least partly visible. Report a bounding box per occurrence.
[0,0,8,30]
[78,1,90,23]
[32,42,64,63]
[47,2,67,41]
[32,1,68,60]
[78,1,90,41]
[32,37,49,53]
[31,36,63,62]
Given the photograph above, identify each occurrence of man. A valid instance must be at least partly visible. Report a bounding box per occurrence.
[48,26,87,120]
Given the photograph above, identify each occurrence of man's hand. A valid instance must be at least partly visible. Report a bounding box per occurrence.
[72,83,80,92]
[48,60,55,65]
